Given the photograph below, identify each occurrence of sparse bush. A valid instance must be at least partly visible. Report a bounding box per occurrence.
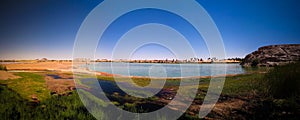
[251,59,259,67]
[263,62,300,98]
[0,65,7,71]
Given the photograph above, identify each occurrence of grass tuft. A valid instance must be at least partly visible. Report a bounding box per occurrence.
[263,62,300,99]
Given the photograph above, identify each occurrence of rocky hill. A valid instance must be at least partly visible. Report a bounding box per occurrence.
[241,44,300,67]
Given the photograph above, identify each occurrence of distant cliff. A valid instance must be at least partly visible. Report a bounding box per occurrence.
[241,44,300,67]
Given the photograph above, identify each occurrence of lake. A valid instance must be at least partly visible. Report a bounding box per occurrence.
[88,63,245,77]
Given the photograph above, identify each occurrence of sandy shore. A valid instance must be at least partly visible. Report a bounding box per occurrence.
[0,71,21,80]
[4,62,72,71]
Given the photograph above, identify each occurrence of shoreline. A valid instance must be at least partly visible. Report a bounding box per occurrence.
[2,61,246,80]
[93,70,247,80]
[7,68,247,80]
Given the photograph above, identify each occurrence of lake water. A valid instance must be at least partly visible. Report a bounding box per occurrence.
[89,63,245,77]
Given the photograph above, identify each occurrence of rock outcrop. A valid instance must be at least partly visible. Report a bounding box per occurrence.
[241,44,300,67]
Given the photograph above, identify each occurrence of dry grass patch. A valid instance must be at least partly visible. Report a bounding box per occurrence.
[0,71,21,80]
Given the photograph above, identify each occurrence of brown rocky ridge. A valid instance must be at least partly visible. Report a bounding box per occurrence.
[241,44,300,67]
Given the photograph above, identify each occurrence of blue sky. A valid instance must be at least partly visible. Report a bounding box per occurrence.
[0,0,299,60]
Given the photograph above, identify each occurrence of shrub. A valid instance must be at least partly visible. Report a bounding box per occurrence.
[263,62,300,98]
[0,65,7,71]
[251,59,259,67]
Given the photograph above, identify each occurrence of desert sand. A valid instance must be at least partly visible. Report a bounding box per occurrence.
[0,71,21,80]
[4,62,72,71]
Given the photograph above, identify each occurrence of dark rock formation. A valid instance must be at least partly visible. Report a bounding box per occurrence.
[241,44,300,67]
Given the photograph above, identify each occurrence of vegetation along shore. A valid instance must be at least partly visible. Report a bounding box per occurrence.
[0,44,299,119]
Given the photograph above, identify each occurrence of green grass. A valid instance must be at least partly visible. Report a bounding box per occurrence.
[0,72,50,101]
[37,91,96,120]
[97,75,115,81]
[222,74,263,96]
[263,62,300,99]
[131,77,151,87]
[0,85,28,119]
[195,73,264,97]
[0,85,96,120]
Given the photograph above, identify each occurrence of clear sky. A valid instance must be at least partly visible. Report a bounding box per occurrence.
[0,0,299,60]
